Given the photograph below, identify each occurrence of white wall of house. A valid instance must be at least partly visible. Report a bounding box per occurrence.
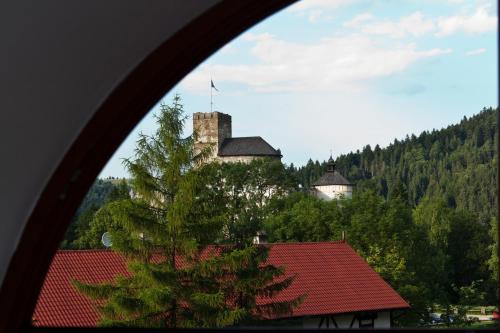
[374,311,391,328]
[314,185,353,200]
[302,311,391,329]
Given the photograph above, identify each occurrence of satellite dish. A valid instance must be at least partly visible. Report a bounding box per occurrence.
[101,232,112,248]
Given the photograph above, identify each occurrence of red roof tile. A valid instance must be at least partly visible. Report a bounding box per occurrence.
[33,242,409,327]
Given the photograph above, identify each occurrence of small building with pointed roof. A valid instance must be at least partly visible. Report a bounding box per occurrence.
[312,156,353,200]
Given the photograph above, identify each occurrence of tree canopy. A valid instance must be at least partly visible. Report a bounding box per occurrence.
[73,96,301,328]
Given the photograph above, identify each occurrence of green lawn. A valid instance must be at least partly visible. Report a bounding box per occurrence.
[468,320,498,329]
[430,320,498,329]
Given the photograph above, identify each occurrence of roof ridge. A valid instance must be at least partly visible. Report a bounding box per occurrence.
[58,241,348,252]
[226,136,262,139]
[218,136,280,157]
[266,240,347,246]
[311,170,352,186]
[256,136,278,152]
[57,249,114,253]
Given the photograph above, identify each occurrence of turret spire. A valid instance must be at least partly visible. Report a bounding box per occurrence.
[327,153,336,172]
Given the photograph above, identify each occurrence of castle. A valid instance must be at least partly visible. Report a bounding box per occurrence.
[193,112,352,200]
[193,112,282,163]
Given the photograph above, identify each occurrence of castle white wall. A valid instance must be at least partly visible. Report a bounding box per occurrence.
[217,155,280,164]
[218,156,256,163]
[313,185,353,200]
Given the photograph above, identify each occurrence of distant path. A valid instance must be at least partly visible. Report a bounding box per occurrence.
[467,314,493,321]
[433,313,493,322]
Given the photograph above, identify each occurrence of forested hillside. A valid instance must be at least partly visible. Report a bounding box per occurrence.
[291,107,497,224]
[60,178,129,249]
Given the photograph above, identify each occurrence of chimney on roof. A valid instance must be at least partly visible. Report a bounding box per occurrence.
[341,230,346,242]
[253,231,268,245]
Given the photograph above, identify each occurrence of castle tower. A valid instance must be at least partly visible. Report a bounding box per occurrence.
[193,112,232,159]
[312,156,353,200]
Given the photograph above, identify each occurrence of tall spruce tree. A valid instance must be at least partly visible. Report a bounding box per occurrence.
[73,95,301,328]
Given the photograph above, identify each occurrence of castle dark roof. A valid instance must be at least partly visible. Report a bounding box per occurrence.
[312,171,352,186]
[218,136,281,157]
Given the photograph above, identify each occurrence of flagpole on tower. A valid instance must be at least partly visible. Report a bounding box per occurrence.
[210,78,219,112]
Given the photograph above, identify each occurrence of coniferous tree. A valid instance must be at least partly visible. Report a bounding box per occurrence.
[73,95,301,328]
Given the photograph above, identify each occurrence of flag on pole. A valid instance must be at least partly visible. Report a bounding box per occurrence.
[211,79,219,92]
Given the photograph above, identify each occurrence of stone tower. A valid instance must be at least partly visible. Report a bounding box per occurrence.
[193,112,232,159]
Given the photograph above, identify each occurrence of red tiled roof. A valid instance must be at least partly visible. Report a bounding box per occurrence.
[33,242,409,327]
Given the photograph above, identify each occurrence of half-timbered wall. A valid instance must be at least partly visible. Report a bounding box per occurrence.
[302,311,391,329]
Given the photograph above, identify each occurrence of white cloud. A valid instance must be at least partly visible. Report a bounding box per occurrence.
[181,34,452,94]
[465,48,486,56]
[219,44,237,55]
[344,6,497,38]
[343,12,374,28]
[308,10,324,23]
[436,6,497,36]
[241,32,274,42]
[287,0,360,23]
[447,0,497,10]
[288,0,359,12]
[359,12,435,38]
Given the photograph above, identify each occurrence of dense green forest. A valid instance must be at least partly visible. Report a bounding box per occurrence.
[291,107,497,224]
[61,106,498,327]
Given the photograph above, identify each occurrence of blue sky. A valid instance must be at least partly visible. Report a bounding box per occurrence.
[100,0,497,178]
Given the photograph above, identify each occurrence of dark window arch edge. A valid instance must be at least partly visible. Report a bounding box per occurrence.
[0,1,294,332]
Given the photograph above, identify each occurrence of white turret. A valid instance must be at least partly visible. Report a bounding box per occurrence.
[312,156,353,200]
